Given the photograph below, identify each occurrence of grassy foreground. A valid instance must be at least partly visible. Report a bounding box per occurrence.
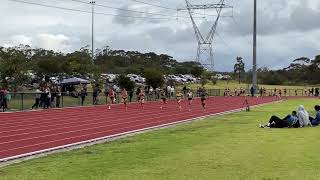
[1,99,320,180]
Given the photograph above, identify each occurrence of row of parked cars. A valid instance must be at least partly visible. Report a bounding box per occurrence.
[165,74,199,84]
[102,74,199,85]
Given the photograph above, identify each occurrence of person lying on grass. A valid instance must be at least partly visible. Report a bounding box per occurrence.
[260,111,299,128]
[309,105,320,126]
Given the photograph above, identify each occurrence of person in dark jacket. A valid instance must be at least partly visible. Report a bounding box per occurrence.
[80,86,87,106]
[260,111,298,128]
[250,86,255,97]
[309,105,320,126]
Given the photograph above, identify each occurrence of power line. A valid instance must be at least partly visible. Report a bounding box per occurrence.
[128,0,223,18]
[9,0,181,20]
[68,0,205,19]
[130,0,177,11]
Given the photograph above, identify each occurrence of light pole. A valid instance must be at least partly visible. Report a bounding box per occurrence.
[252,0,257,90]
[90,1,95,65]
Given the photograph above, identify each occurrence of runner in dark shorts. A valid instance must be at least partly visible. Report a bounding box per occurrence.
[160,90,167,109]
[200,88,207,111]
[121,88,128,110]
[108,89,115,110]
[187,90,193,111]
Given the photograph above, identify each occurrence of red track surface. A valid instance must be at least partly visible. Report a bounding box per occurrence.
[0,96,278,161]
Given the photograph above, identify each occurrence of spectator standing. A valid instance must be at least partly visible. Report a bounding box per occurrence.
[304,88,307,96]
[167,85,171,98]
[93,85,101,105]
[1,88,8,109]
[32,87,41,109]
[56,87,61,108]
[39,87,46,108]
[149,86,154,95]
[170,86,175,98]
[0,90,4,112]
[183,85,187,96]
[315,88,319,97]
[51,86,57,108]
[284,88,287,97]
[46,87,51,109]
[80,86,87,106]
[278,89,282,97]
[250,86,254,97]
[129,90,133,102]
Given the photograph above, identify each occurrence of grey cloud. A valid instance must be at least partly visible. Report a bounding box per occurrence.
[1,0,320,71]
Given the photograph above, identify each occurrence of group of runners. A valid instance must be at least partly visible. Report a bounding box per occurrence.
[106,87,208,111]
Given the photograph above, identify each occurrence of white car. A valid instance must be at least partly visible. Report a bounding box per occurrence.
[127,74,145,84]
[167,75,183,83]
[183,74,197,82]
[106,74,117,82]
[213,74,223,80]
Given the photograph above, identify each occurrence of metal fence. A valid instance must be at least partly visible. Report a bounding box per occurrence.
[0,88,318,112]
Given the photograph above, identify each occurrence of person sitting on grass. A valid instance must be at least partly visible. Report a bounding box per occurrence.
[297,105,312,127]
[309,105,320,126]
[260,111,298,128]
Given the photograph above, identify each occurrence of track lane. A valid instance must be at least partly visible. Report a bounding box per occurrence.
[0,97,277,160]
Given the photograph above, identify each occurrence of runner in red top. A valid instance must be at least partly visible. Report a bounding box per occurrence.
[121,88,128,109]
[108,89,115,110]
[139,89,145,109]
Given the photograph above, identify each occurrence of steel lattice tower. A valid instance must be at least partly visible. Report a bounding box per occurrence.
[180,0,232,71]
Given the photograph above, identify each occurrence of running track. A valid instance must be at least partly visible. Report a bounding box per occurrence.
[0,96,278,162]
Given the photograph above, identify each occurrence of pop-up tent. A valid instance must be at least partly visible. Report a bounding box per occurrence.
[60,77,90,85]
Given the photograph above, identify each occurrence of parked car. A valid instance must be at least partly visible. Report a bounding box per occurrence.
[183,74,197,82]
[127,74,145,84]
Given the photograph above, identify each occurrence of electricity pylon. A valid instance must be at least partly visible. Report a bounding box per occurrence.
[179,0,232,71]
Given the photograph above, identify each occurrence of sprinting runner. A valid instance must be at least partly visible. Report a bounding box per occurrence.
[200,87,207,111]
[243,99,250,112]
[108,89,115,110]
[160,90,167,109]
[187,90,193,111]
[176,91,183,111]
[121,88,128,109]
[139,89,145,109]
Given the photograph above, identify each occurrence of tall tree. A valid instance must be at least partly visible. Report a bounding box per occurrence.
[234,57,245,84]
[144,69,165,88]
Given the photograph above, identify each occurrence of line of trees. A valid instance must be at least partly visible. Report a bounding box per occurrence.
[247,56,320,85]
[0,45,205,90]
[232,55,320,85]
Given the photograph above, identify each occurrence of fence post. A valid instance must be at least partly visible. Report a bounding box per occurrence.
[21,93,24,110]
[61,93,64,107]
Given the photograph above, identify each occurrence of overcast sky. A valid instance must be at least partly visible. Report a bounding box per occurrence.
[1,0,320,71]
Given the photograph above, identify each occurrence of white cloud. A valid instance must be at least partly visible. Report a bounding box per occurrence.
[1,0,320,71]
[35,33,71,51]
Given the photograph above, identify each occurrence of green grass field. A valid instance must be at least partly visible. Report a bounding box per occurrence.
[1,99,320,180]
